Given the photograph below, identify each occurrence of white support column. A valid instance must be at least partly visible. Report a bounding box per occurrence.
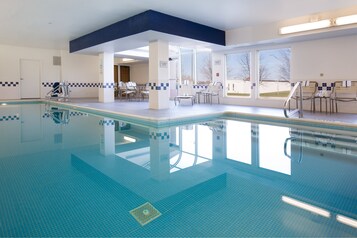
[99,52,115,103]
[149,40,170,109]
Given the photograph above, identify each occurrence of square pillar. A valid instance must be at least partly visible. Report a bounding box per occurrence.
[99,52,115,103]
[149,41,170,109]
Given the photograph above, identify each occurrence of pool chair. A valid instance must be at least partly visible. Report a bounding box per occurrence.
[140,83,150,101]
[175,84,195,105]
[198,82,222,104]
[331,81,357,113]
[120,81,137,100]
[289,81,317,112]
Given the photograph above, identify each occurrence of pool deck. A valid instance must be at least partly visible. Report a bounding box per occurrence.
[45,98,357,125]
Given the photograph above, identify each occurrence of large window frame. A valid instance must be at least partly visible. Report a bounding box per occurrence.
[225,51,252,98]
[179,47,212,85]
[224,46,291,100]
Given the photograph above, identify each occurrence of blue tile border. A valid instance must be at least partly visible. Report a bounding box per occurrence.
[100,83,116,89]
[148,82,169,91]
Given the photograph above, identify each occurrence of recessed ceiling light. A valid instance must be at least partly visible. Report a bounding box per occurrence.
[122,58,134,62]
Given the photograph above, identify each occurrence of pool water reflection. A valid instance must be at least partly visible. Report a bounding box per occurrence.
[0,103,356,237]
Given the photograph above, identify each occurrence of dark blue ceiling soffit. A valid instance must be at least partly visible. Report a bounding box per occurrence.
[69,10,226,53]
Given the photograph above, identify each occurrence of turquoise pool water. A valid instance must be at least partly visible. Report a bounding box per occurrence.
[0,103,356,237]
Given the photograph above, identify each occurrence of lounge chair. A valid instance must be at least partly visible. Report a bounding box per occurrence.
[331,81,357,112]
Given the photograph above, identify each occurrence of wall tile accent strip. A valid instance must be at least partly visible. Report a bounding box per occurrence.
[0,115,20,121]
[0,82,19,87]
[99,119,115,126]
[317,82,335,91]
[148,82,170,90]
[193,85,208,89]
[100,82,116,89]
[290,82,335,91]
[42,82,100,87]
[149,132,170,140]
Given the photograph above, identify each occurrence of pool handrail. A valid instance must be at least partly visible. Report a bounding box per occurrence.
[284,81,303,118]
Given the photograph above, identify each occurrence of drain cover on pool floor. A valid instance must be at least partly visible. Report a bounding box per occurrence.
[130,202,161,226]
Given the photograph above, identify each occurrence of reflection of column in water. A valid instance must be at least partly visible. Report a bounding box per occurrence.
[212,120,226,160]
[149,128,170,181]
[99,118,115,156]
[251,123,259,166]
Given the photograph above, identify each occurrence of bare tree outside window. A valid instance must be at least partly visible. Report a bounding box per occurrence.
[197,51,212,84]
[274,48,291,81]
[258,48,291,98]
[239,53,250,81]
[259,59,270,84]
[226,52,251,97]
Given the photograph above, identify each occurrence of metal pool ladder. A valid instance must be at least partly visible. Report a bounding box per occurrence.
[284,81,303,118]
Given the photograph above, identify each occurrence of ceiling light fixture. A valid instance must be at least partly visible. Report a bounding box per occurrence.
[279,19,331,35]
[122,58,134,62]
[335,14,357,26]
[280,13,357,35]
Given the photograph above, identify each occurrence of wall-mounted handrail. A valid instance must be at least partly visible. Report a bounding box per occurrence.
[284,81,303,118]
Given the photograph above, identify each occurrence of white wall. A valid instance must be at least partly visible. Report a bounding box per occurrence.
[130,62,149,84]
[0,44,99,100]
[0,44,60,99]
[291,35,357,82]
[61,50,99,98]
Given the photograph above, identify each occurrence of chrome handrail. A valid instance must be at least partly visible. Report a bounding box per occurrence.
[284,81,303,118]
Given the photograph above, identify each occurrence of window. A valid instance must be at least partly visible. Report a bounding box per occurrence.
[180,48,194,84]
[258,48,291,98]
[226,52,251,97]
[180,48,212,85]
[196,50,212,84]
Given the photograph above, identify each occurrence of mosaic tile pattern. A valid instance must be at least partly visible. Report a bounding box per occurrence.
[99,82,116,89]
[0,81,19,87]
[42,82,100,88]
[148,82,169,90]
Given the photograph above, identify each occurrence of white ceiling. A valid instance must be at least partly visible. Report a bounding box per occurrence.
[1,0,357,50]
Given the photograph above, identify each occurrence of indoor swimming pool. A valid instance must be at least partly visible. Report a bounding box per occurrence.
[0,103,356,237]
